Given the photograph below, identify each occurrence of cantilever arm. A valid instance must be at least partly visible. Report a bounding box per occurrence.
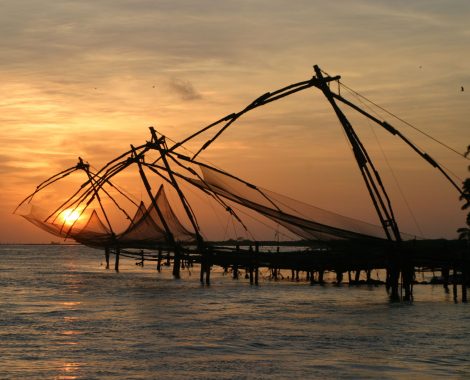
[331,92,464,195]
[14,166,78,214]
[163,77,339,161]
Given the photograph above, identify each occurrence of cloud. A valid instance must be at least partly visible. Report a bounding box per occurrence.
[168,78,202,101]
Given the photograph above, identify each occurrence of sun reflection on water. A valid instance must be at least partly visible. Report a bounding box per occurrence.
[56,361,81,380]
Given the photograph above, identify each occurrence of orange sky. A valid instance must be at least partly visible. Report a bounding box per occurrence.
[1,1,469,243]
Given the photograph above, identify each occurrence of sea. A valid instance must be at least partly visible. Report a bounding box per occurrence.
[1,245,469,379]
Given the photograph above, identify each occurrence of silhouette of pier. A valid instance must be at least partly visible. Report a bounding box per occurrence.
[106,238,469,302]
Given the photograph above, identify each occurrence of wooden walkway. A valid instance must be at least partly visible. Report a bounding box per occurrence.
[105,239,469,302]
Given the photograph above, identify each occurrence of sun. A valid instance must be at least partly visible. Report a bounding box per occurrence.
[60,208,82,225]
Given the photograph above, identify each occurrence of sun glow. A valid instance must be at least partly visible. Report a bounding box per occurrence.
[60,209,82,225]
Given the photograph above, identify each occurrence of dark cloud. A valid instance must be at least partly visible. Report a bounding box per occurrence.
[168,78,202,101]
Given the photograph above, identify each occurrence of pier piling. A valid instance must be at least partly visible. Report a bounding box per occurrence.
[114,248,120,272]
[105,247,110,269]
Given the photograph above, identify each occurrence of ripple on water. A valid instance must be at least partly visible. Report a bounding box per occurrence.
[1,245,469,379]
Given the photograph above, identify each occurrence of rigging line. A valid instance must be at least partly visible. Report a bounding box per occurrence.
[162,134,226,172]
[88,142,149,179]
[47,158,132,225]
[345,89,424,235]
[191,82,321,160]
[267,190,386,234]
[315,66,398,241]
[83,158,143,210]
[131,146,180,255]
[340,86,463,187]
[80,160,114,234]
[338,80,469,161]
[178,155,283,213]
[229,203,303,242]
[331,91,464,195]
[165,151,249,229]
[86,168,135,224]
[60,193,96,237]
[160,131,256,188]
[143,162,200,233]
[149,129,203,240]
[351,92,425,238]
[148,160,250,232]
[59,159,133,215]
[14,166,78,213]
[225,203,266,242]
[165,80,320,159]
[46,180,96,224]
[222,214,231,241]
[89,163,140,206]
[177,174,229,239]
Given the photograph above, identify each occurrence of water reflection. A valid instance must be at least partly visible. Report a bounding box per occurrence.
[56,361,80,380]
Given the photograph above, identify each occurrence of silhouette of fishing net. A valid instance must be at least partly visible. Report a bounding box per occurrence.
[19,184,195,248]
[194,165,389,241]
[118,185,195,248]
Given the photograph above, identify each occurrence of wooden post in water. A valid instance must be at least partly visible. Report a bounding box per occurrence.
[200,247,212,285]
[355,269,361,283]
[462,252,468,303]
[442,266,450,292]
[462,270,467,303]
[205,263,211,285]
[233,245,239,279]
[157,248,162,272]
[200,248,206,284]
[388,257,400,301]
[105,247,110,269]
[232,264,239,279]
[205,247,212,286]
[114,248,120,272]
[172,248,181,279]
[199,260,205,284]
[336,270,343,284]
[452,265,458,302]
[249,245,254,285]
[318,269,324,284]
[254,243,259,286]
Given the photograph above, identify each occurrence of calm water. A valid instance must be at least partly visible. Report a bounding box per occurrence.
[1,245,469,379]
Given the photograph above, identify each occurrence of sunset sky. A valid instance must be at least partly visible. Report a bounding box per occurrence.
[1,0,469,243]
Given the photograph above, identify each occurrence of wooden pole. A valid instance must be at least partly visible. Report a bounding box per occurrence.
[114,248,120,272]
[105,247,110,269]
[336,270,343,284]
[157,248,162,272]
[442,266,450,293]
[132,146,181,278]
[462,270,467,303]
[254,243,259,286]
[199,259,205,284]
[453,265,458,302]
[249,245,254,284]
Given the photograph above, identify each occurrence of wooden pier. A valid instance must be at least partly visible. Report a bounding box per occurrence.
[106,239,469,302]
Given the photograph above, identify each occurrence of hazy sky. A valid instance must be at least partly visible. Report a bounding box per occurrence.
[1,0,469,243]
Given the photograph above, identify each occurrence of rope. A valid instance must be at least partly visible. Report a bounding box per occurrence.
[349,89,425,238]
[337,80,469,161]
